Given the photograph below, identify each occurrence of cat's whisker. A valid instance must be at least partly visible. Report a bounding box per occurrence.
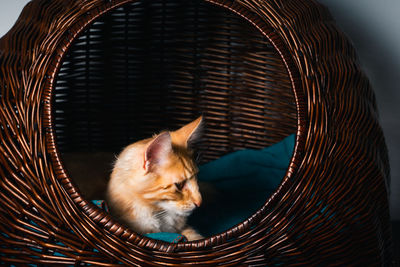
[154,210,168,219]
[194,152,202,164]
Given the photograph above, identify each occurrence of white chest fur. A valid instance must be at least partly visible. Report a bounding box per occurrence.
[130,202,186,234]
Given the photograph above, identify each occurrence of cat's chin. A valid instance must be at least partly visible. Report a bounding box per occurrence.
[157,202,195,217]
[176,209,194,217]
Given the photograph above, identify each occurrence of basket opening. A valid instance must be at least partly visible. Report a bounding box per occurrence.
[54,0,297,240]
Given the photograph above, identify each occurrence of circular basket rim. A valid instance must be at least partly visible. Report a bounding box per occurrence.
[42,0,306,253]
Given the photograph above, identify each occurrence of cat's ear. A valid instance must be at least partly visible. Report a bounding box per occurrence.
[144,132,172,173]
[171,116,203,148]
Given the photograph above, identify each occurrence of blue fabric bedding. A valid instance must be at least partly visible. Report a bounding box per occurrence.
[189,134,295,236]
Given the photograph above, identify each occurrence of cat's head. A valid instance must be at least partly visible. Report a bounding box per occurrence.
[141,116,203,215]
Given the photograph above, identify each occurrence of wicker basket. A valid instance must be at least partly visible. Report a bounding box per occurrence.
[0,0,392,265]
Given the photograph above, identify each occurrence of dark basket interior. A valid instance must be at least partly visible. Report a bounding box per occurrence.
[54,0,297,163]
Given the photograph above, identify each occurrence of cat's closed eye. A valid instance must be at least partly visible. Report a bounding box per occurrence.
[175,180,187,191]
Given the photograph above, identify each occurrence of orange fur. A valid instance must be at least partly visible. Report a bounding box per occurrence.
[106,117,203,240]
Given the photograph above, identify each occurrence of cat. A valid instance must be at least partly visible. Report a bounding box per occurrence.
[106,117,204,241]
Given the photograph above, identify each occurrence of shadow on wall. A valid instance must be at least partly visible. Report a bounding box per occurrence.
[317,0,400,220]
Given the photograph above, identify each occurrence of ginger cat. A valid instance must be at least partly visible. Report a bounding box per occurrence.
[106,117,203,241]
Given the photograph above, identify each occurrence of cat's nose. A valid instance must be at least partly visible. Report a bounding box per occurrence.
[193,198,202,208]
[192,189,202,208]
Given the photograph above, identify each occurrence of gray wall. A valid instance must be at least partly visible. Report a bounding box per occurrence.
[0,0,31,38]
[317,0,400,220]
[1,0,399,219]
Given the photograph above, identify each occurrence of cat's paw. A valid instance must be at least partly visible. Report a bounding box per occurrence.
[182,227,203,241]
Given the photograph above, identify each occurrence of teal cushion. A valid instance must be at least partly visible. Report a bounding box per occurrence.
[145,232,187,243]
[188,134,295,236]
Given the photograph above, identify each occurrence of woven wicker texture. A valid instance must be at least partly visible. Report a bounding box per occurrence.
[0,0,392,265]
